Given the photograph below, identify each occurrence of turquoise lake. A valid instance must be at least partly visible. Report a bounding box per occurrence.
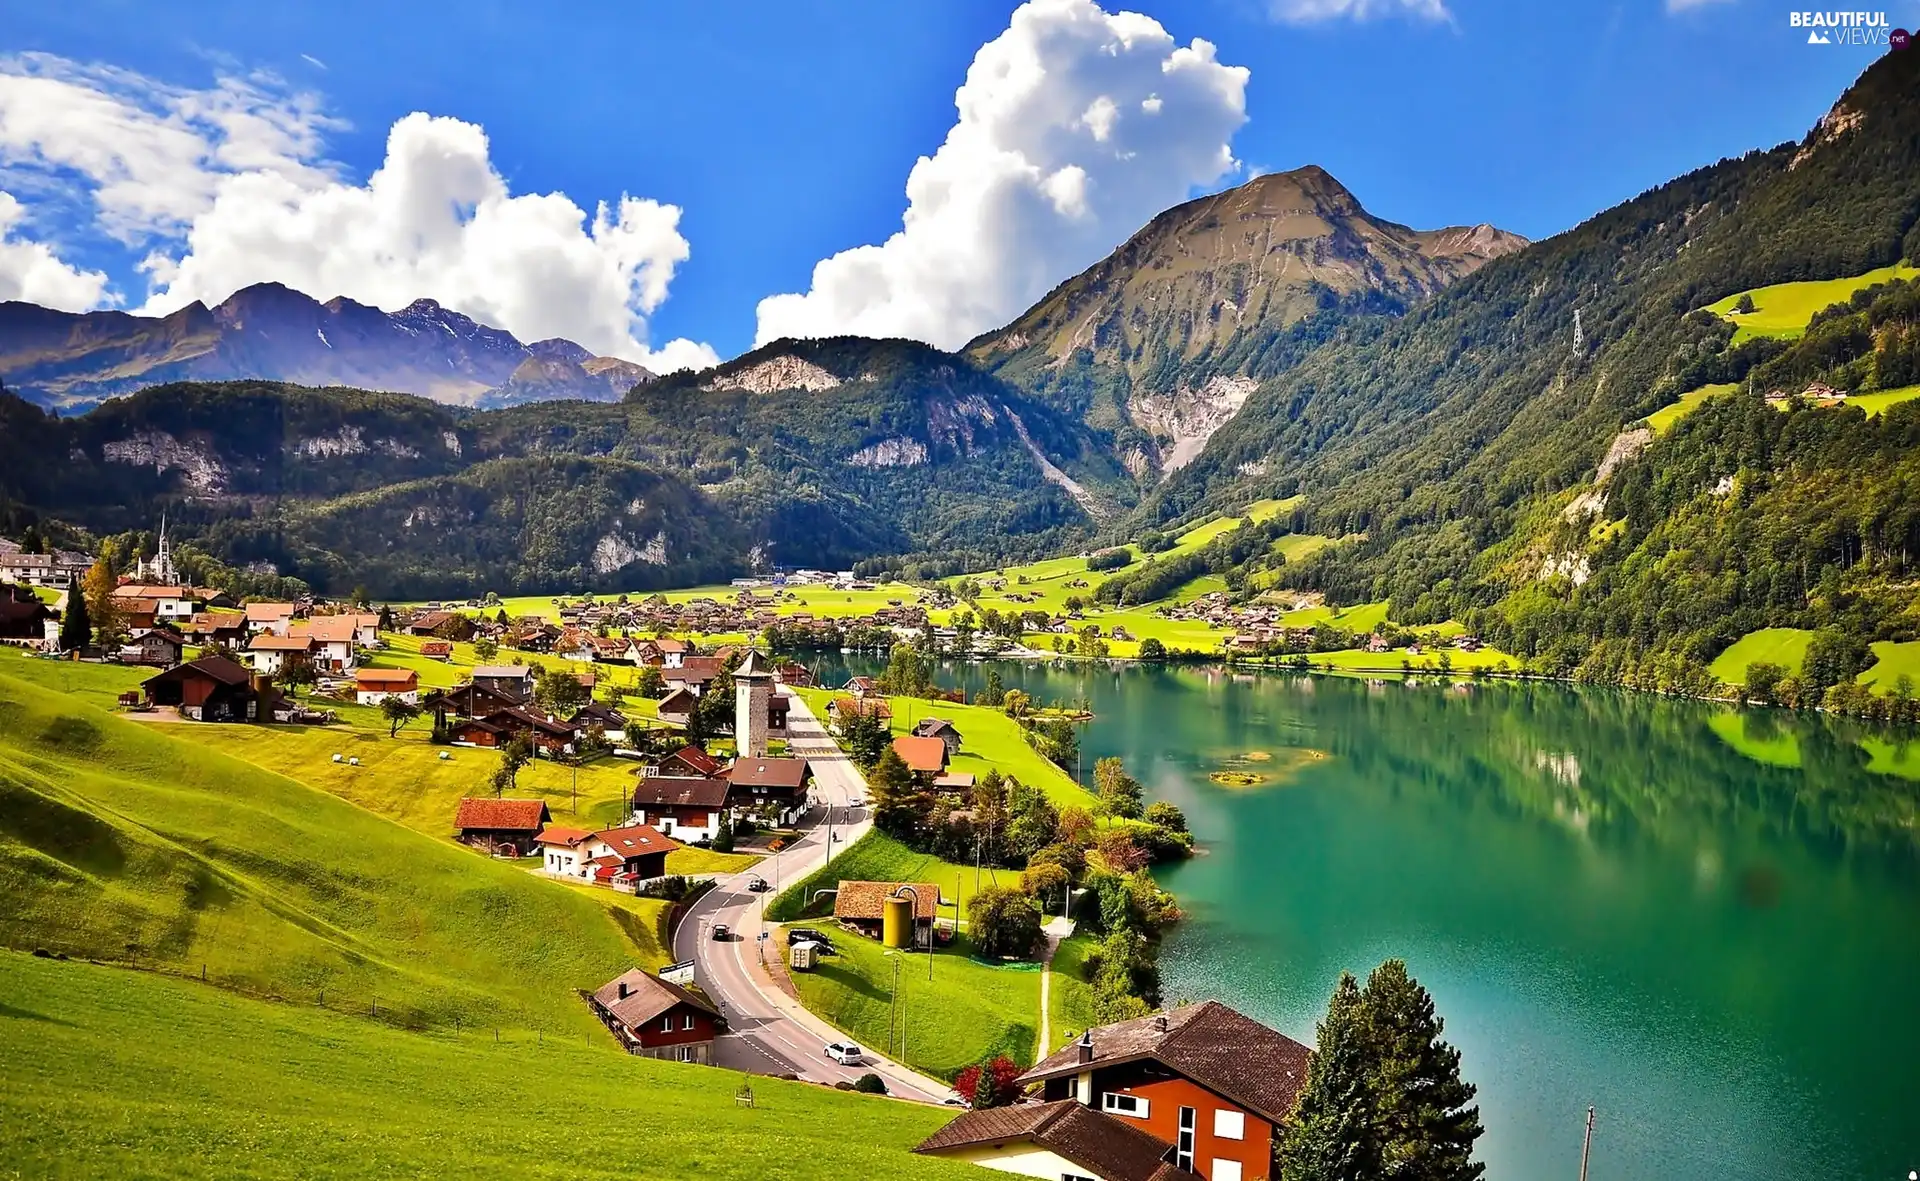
[812,656,1920,1180]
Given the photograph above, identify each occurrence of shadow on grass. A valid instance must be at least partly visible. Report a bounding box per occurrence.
[0,1001,74,1026]
[805,960,893,1004]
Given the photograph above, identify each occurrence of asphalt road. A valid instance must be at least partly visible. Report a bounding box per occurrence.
[671,691,954,1104]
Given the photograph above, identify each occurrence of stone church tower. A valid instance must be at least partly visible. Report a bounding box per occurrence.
[733,649,773,758]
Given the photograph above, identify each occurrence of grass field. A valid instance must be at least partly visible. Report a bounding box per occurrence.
[1646,383,1737,435]
[1046,933,1099,1053]
[1707,628,1815,685]
[1841,384,1920,418]
[1857,640,1920,695]
[0,662,671,1037]
[0,951,973,1181]
[1706,710,1802,769]
[784,927,1041,1080]
[1706,263,1920,344]
[768,831,1011,925]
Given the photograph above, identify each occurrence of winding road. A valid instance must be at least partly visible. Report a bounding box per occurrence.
[671,691,954,1104]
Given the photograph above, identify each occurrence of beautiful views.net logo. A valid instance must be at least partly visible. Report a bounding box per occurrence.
[1788,10,1902,45]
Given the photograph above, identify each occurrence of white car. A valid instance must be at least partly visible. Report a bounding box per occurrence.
[824,1042,864,1067]
[846,796,866,809]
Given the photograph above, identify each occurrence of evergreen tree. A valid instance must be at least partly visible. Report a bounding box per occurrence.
[979,668,1006,707]
[1277,973,1380,1181]
[712,808,735,854]
[1094,756,1143,819]
[58,576,91,651]
[490,733,534,797]
[1362,959,1485,1181]
[868,747,923,838]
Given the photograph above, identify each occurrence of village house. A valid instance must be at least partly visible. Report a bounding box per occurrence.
[931,771,976,798]
[354,667,419,705]
[913,1101,1201,1181]
[471,664,535,704]
[569,701,628,743]
[535,827,595,877]
[629,772,732,843]
[0,548,90,588]
[910,716,963,756]
[120,625,186,666]
[833,880,945,943]
[0,589,55,642]
[656,687,698,728]
[452,797,551,856]
[723,756,813,826]
[449,706,577,753]
[654,745,725,779]
[538,823,679,885]
[419,639,454,661]
[774,660,815,687]
[303,614,365,673]
[1014,1001,1312,1181]
[664,655,725,696]
[180,609,248,649]
[589,968,721,1064]
[843,675,879,698]
[140,655,287,723]
[247,632,314,677]
[422,680,523,722]
[113,584,201,622]
[891,735,950,784]
[244,602,298,636]
[826,695,891,732]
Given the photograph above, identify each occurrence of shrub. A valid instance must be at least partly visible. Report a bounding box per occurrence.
[953,1055,1023,1108]
[1086,548,1135,572]
[853,1073,888,1095]
[967,886,1043,959]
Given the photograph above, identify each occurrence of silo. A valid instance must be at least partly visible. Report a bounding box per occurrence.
[882,895,914,949]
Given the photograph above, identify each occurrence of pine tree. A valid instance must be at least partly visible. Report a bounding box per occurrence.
[979,668,1006,707]
[1361,959,1485,1181]
[58,576,91,651]
[868,747,923,838]
[712,808,735,854]
[1277,973,1380,1181]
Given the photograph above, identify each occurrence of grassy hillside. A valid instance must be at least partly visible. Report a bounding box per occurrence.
[0,663,668,1036]
[1706,262,1920,343]
[1645,383,1737,435]
[769,831,1009,925]
[1706,627,1815,685]
[0,951,973,1181]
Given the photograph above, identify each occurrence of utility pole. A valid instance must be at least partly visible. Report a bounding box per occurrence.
[1578,1106,1595,1181]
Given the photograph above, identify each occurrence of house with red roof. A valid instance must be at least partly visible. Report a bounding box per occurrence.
[537,823,680,887]
[590,968,721,1064]
[354,667,419,705]
[891,734,950,783]
[452,798,551,856]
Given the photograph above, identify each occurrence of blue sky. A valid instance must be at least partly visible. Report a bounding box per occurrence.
[0,1,1906,365]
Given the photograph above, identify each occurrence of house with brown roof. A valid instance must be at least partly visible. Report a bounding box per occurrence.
[911,716,963,755]
[826,695,891,732]
[913,1100,1201,1181]
[538,823,680,885]
[304,614,367,672]
[652,744,724,779]
[140,655,287,723]
[471,664,534,704]
[0,591,54,642]
[665,655,725,696]
[452,797,551,856]
[833,880,944,942]
[629,772,732,843]
[589,968,720,1064]
[1015,1001,1312,1181]
[656,686,698,728]
[244,602,298,636]
[120,625,186,666]
[891,734,950,783]
[247,631,315,677]
[724,756,812,825]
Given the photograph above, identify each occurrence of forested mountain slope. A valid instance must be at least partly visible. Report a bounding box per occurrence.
[1147,50,1920,685]
[0,338,1126,597]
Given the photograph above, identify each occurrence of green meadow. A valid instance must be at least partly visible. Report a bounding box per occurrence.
[1645,383,1738,435]
[0,950,974,1181]
[1706,263,1920,343]
[1707,627,1815,685]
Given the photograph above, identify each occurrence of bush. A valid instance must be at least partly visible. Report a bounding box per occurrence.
[1138,637,1167,660]
[1142,801,1187,833]
[953,1055,1023,1108]
[1085,548,1134,572]
[853,1073,888,1095]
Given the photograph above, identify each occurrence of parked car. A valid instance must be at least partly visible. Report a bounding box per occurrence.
[825,1042,864,1067]
[787,927,834,951]
[711,923,730,941]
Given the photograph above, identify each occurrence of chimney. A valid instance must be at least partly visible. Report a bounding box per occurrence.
[1076,1029,1094,1064]
[618,980,629,999]
[1155,1014,1168,1033]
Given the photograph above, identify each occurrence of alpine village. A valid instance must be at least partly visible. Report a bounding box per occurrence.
[1,17,1918,1181]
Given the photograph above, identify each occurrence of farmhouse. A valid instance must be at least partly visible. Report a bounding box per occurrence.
[246,632,314,676]
[419,639,453,660]
[914,1101,1201,1181]
[0,548,89,587]
[452,797,551,856]
[0,591,54,642]
[891,735,950,782]
[120,625,186,666]
[826,696,891,731]
[724,756,812,825]
[354,667,419,705]
[472,664,535,703]
[303,614,365,672]
[665,656,724,696]
[656,687,698,728]
[629,772,731,843]
[422,680,523,720]
[652,744,724,778]
[1015,1001,1312,1181]
[244,602,298,635]
[833,880,944,942]
[910,716,963,755]
[140,655,286,723]
[589,968,721,1064]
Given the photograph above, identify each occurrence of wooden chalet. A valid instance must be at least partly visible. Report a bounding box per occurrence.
[452,797,552,856]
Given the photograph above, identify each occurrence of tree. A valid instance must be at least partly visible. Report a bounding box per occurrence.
[1276,961,1484,1181]
[20,525,45,554]
[712,808,735,854]
[1019,862,1070,912]
[841,708,890,768]
[1143,801,1188,833]
[81,558,121,644]
[279,657,317,695]
[1744,661,1786,705]
[1361,959,1484,1180]
[868,748,924,839]
[1094,756,1143,819]
[1733,292,1757,314]
[377,604,396,632]
[535,665,589,716]
[490,733,534,797]
[381,695,422,738]
[852,1073,888,1095]
[635,664,665,697]
[967,886,1041,959]
[978,667,1006,708]
[1277,973,1380,1181]
[1138,637,1167,660]
[473,635,499,662]
[953,1054,1024,1109]
[58,576,90,652]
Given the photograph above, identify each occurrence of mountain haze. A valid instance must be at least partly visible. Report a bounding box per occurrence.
[0,284,654,413]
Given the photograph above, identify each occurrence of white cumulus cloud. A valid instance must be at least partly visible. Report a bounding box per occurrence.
[0,54,715,371]
[1270,0,1452,23]
[753,0,1250,351]
[0,191,111,310]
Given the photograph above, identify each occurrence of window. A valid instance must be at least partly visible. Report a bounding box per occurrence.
[1061,1174,1097,1181]
[1211,1161,1243,1181]
[660,1016,673,1032]
[1101,1092,1149,1119]
[1176,1107,1196,1171]
[683,1014,696,1030]
[1213,1110,1246,1140]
